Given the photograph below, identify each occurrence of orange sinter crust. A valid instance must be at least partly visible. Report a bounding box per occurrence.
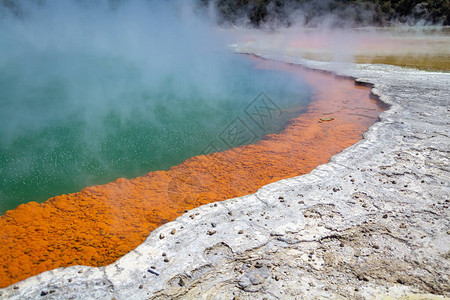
[0,58,385,288]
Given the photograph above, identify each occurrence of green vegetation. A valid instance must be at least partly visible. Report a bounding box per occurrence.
[203,0,450,27]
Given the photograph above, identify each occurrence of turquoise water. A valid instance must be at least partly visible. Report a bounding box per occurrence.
[0,52,311,213]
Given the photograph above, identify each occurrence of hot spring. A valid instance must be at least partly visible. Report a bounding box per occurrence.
[0,1,311,213]
[0,0,386,288]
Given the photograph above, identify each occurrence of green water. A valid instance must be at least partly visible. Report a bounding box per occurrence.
[0,52,311,214]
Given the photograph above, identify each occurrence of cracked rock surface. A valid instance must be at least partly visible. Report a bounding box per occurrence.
[1,48,449,299]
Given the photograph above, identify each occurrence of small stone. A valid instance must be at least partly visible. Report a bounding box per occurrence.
[382,214,388,219]
[40,291,48,296]
[278,196,284,200]
[447,230,450,235]
[298,200,305,204]
[274,275,280,281]
[319,117,334,122]
[333,187,339,192]
[162,252,167,257]
[207,230,216,236]
[373,244,380,249]
[189,215,195,219]
[150,265,156,269]
[400,223,406,228]
[339,242,344,247]
[13,286,19,290]
[139,285,143,289]
[211,222,217,228]
[184,210,188,213]
[170,229,176,235]
[159,233,165,239]
[164,257,169,263]
[255,262,263,268]
[143,275,147,278]
[238,230,244,234]
[68,279,72,283]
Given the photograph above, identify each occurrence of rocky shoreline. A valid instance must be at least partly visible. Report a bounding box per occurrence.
[1,50,449,299]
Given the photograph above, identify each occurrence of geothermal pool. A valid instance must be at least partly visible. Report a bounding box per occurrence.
[0,2,448,297]
[0,52,311,213]
[0,0,388,289]
[0,55,385,288]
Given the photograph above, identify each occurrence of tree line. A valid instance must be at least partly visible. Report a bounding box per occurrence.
[203,0,450,27]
